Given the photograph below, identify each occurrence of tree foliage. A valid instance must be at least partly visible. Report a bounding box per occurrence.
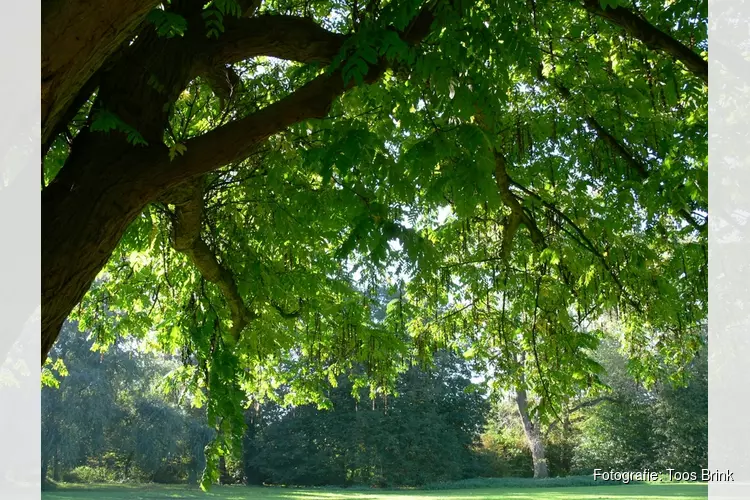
[477,334,707,479]
[41,327,708,485]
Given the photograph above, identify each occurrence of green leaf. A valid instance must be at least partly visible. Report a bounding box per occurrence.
[169,142,188,161]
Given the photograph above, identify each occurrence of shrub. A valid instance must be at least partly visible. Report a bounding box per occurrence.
[61,465,116,483]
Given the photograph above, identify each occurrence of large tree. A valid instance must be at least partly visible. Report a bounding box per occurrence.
[42,0,707,481]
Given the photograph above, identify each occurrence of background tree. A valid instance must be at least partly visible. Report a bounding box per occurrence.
[41,322,707,486]
[41,323,214,486]
[573,337,708,474]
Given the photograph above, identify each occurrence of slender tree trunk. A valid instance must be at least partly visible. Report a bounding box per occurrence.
[218,455,229,484]
[515,387,549,479]
[41,458,49,485]
[52,455,61,482]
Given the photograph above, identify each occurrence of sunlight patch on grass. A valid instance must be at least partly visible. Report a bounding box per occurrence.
[41,483,707,500]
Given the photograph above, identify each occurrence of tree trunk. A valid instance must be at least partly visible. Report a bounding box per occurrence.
[515,387,549,479]
[41,458,49,484]
[41,20,199,365]
[218,455,229,484]
[41,151,165,364]
[41,0,160,145]
[40,10,344,364]
[52,455,61,482]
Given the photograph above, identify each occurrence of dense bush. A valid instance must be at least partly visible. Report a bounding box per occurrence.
[247,352,489,487]
[61,465,116,484]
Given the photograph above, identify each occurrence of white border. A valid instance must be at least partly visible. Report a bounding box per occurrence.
[708,0,750,497]
[0,0,42,498]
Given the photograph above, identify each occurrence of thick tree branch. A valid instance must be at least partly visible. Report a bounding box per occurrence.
[482,119,644,313]
[164,180,257,342]
[201,15,348,67]
[42,73,100,159]
[142,71,348,193]
[40,0,459,364]
[45,14,344,154]
[473,110,546,256]
[493,150,547,257]
[579,0,707,82]
[136,2,447,196]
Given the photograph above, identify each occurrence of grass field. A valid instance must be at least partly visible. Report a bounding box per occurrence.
[41,483,708,500]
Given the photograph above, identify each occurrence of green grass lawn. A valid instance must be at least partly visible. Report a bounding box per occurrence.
[41,483,707,500]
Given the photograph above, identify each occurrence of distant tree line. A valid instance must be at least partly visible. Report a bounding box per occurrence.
[42,323,707,488]
[41,322,213,485]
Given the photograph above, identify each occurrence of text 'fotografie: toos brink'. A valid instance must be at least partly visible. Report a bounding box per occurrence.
[594,468,734,483]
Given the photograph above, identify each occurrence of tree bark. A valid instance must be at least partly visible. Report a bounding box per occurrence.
[42,0,160,146]
[515,386,549,479]
[201,15,347,67]
[493,150,546,255]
